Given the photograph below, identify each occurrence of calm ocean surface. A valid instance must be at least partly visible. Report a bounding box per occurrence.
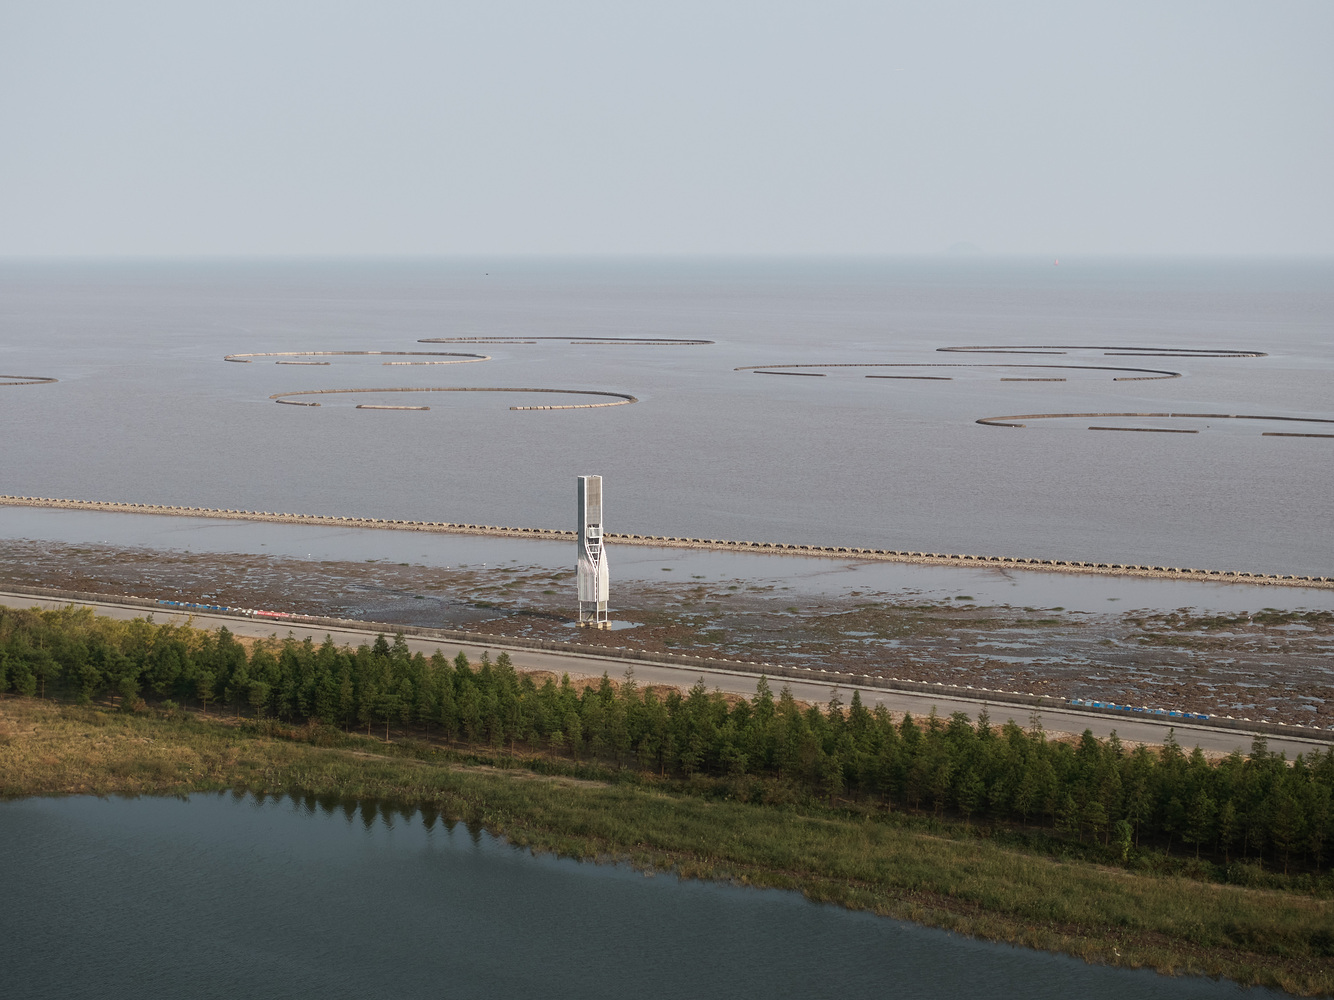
[0,794,1283,1000]
[0,256,1330,574]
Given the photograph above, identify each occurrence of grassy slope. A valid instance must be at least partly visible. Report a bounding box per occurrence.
[2,696,1330,996]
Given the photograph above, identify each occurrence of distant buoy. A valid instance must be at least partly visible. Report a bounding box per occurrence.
[1054,258,1060,266]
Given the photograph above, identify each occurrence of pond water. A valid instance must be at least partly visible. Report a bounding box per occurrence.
[0,793,1282,999]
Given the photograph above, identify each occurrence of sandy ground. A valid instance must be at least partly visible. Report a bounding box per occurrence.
[1,538,1330,728]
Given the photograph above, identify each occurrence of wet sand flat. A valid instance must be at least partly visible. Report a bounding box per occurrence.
[2,538,1329,729]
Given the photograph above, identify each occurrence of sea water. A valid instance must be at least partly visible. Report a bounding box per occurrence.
[0,256,1330,575]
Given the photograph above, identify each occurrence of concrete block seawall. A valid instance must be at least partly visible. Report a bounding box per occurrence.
[0,494,1329,589]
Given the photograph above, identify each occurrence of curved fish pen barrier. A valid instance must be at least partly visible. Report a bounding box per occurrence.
[224,351,489,364]
[737,363,1183,381]
[938,345,1268,358]
[266,387,638,410]
[977,412,1334,436]
[419,336,714,346]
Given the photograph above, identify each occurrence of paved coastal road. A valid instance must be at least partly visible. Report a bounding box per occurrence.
[4,590,1328,758]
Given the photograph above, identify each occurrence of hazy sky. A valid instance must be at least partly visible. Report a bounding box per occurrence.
[1,1,1330,256]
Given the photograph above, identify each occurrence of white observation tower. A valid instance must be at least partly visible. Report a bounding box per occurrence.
[576,475,610,628]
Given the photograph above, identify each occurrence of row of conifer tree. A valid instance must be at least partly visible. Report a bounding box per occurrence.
[2,604,1330,872]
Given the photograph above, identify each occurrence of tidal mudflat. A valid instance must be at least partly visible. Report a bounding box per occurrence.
[3,528,1330,728]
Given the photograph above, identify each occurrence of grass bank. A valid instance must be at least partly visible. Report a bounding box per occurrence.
[2,695,1331,996]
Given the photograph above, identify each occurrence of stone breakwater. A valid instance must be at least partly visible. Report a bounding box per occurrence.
[1,495,1328,589]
